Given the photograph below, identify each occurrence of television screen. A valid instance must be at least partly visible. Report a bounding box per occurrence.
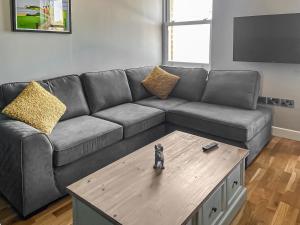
[233,13,300,64]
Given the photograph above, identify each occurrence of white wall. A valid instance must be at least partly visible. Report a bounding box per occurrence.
[0,0,162,83]
[211,0,300,132]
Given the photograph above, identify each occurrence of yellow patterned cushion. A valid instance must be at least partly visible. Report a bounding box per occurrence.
[142,66,180,99]
[2,81,66,134]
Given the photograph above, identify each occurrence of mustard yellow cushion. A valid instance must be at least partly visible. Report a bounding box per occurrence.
[2,81,66,134]
[142,66,180,99]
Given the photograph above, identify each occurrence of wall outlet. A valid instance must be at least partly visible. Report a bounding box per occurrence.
[258,96,267,104]
[259,96,295,108]
[267,97,280,106]
[281,99,295,108]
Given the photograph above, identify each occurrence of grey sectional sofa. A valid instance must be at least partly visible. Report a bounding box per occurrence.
[0,66,272,217]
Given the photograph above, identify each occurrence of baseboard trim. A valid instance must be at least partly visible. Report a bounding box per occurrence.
[272,126,300,141]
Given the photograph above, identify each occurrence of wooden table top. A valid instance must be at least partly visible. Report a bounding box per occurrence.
[67,131,249,225]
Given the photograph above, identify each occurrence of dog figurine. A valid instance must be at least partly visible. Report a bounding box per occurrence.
[153,144,165,170]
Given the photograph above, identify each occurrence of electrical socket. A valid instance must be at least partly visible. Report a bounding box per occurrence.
[259,96,295,108]
[258,96,267,104]
[281,99,295,108]
[267,97,280,106]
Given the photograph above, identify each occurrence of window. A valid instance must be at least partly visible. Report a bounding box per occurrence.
[163,0,213,65]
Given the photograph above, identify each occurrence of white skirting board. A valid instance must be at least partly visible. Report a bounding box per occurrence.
[272,126,300,141]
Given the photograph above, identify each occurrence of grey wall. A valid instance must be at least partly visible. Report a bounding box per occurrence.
[211,0,300,132]
[0,0,162,84]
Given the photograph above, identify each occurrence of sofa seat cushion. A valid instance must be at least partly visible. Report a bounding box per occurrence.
[167,102,272,142]
[93,103,165,138]
[135,96,188,111]
[49,116,123,167]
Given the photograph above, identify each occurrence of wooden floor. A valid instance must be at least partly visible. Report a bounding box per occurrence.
[0,137,299,225]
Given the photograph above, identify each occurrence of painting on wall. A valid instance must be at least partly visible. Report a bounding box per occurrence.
[12,0,71,33]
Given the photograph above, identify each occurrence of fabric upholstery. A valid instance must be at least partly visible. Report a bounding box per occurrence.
[93,103,165,138]
[167,102,272,142]
[0,76,90,121]
[142,66,180,99]
[202,70,261,110]
[165,121,272,167]
[0,120,61,217]
[54,124,166,193]
[81,70,133,113]
[135,96,188,111]
[2,81,66,134]
[244,122,272,166]
[125,66,153,101]
[0,68,273,218]
[45,75,90,121]
[1,81,50,106]
[160,66,208,101]
[49,116,123,167]
[0,85,5,111]
[0,114,8,121]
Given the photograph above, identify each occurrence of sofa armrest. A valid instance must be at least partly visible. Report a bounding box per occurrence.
[0,120,61,217]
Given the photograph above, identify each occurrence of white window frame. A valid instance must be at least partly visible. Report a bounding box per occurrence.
[162,0,213,67]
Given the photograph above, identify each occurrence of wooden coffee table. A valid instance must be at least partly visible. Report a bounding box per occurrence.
[68,131,249,225]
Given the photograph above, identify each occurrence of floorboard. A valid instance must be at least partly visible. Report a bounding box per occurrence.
[0,137,299,225]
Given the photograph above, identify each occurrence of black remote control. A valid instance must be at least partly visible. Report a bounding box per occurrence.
[202,142,219,152]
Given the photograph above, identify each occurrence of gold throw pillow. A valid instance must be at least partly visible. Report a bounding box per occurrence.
[2,81,66,134]
[142,66,180,99]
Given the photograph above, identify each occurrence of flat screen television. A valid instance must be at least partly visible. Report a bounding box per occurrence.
[233,13,300,64]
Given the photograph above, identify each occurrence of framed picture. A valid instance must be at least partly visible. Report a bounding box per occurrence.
[11,0,72,33]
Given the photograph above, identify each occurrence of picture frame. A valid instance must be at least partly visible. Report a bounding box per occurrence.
[11,0,72,34]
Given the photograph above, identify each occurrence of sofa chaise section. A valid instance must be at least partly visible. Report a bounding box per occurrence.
[167,102,272,143]
[166,102,272,165]
[165,69,272,166]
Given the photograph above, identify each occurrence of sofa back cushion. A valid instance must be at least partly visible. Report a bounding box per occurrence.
[0,85,5,111]
[202,70,261,110]
[44,75,90,121]
[160,66,208,101]
[0,75,90,121]
[81,69,133,113]
[125,66,153,101]
[1,81,50,106]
